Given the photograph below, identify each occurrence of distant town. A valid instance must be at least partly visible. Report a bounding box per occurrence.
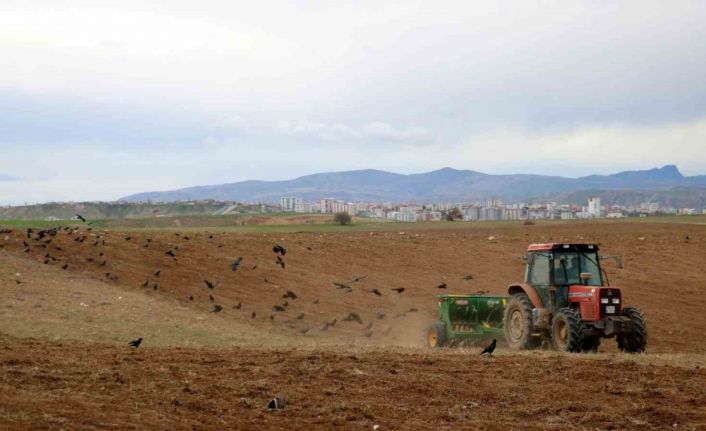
[280,196,706,222]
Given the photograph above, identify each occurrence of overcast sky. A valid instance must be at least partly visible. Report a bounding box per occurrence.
[1,0,706,204]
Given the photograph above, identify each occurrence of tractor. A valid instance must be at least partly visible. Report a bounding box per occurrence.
[504,243,647,353]
[426,243,647,353]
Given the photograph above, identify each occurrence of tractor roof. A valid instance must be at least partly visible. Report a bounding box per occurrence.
[527,243,599,252]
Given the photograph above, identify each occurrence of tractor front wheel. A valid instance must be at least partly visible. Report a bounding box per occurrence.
[617,307,647,353]
[427,322,448,348]
[503,293,539,350]
[551,307,585,353]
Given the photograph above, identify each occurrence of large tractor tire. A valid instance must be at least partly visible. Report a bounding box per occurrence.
[617,307,647,353]
[426,322,448,348]
[551,307,585,353]
[504,293,539,350]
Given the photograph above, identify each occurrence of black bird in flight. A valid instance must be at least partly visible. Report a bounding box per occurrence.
[231,257,243,272]
[390,287,405,294]
[283,290,298,300]
[272,244,287,255]
[76,214,87,223]
[343,312,363,324]
[128,337,143,348]
[480,339,497,356]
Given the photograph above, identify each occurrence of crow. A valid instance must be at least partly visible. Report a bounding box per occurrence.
[128,337,142,348]
[272,244,286,255]
[343,312,363,324]
[251,311,257,319]
[209,294,214,302]
[407,307,418,313]
[61,264,69,270]
[189,295,194,301]
[231,257,243,272]
[233,302,242,310]
[350,275,367,283]
[124,236,132,241]
[212,304,223,313]
[153,284,158,290]
[437,282,447,289]
[334,282,351,290]
[462,275,474,281]
[154,270,161,277]
[204,280,217,289]
[166,249,177,258]
[272,305,286,312]
[268,396,285,410]
[368,288,382,296]
[312,299,319,304]
[76,214,87,223]
[390,288,405,294]
[480,339,497,356]
[283,290,298,300]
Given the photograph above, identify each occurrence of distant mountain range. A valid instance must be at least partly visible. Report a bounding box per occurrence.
[121,165,706,206]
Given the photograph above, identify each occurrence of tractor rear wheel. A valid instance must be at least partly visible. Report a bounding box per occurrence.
[427,322,447,348]
[503,293,539,350]
[551,307,585,353]
[617,307,647,353]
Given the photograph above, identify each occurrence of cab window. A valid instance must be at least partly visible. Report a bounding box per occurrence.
[528,253,550,286]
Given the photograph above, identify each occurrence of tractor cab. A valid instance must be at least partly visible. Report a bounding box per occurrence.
[525,243,604,311]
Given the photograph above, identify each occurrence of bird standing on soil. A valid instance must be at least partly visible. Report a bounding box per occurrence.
[368,288,382,296]
[204,280,217,289]
[212,304,223,313]
[480,339,497,356]
[437,282,447,289]
[128,338,143,348]
[390,288,405,294]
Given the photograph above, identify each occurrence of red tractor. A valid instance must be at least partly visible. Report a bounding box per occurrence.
[504,243,647,353]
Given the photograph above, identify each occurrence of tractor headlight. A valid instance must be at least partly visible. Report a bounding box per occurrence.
[601,298,610,304]
[612,298,620,304]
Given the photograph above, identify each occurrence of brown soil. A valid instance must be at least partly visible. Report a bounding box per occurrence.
[2,220,706,429]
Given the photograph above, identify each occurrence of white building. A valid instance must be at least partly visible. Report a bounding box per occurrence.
[587,196,601,218]
[279,197,298,211]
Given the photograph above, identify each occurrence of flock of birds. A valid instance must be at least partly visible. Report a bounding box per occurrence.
[10,215,476,337]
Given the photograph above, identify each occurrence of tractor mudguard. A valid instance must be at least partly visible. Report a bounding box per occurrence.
[507,283,544,309]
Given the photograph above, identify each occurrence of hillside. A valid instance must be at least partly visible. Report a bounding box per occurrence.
[120,165,706,204]
[0,201,268,221]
